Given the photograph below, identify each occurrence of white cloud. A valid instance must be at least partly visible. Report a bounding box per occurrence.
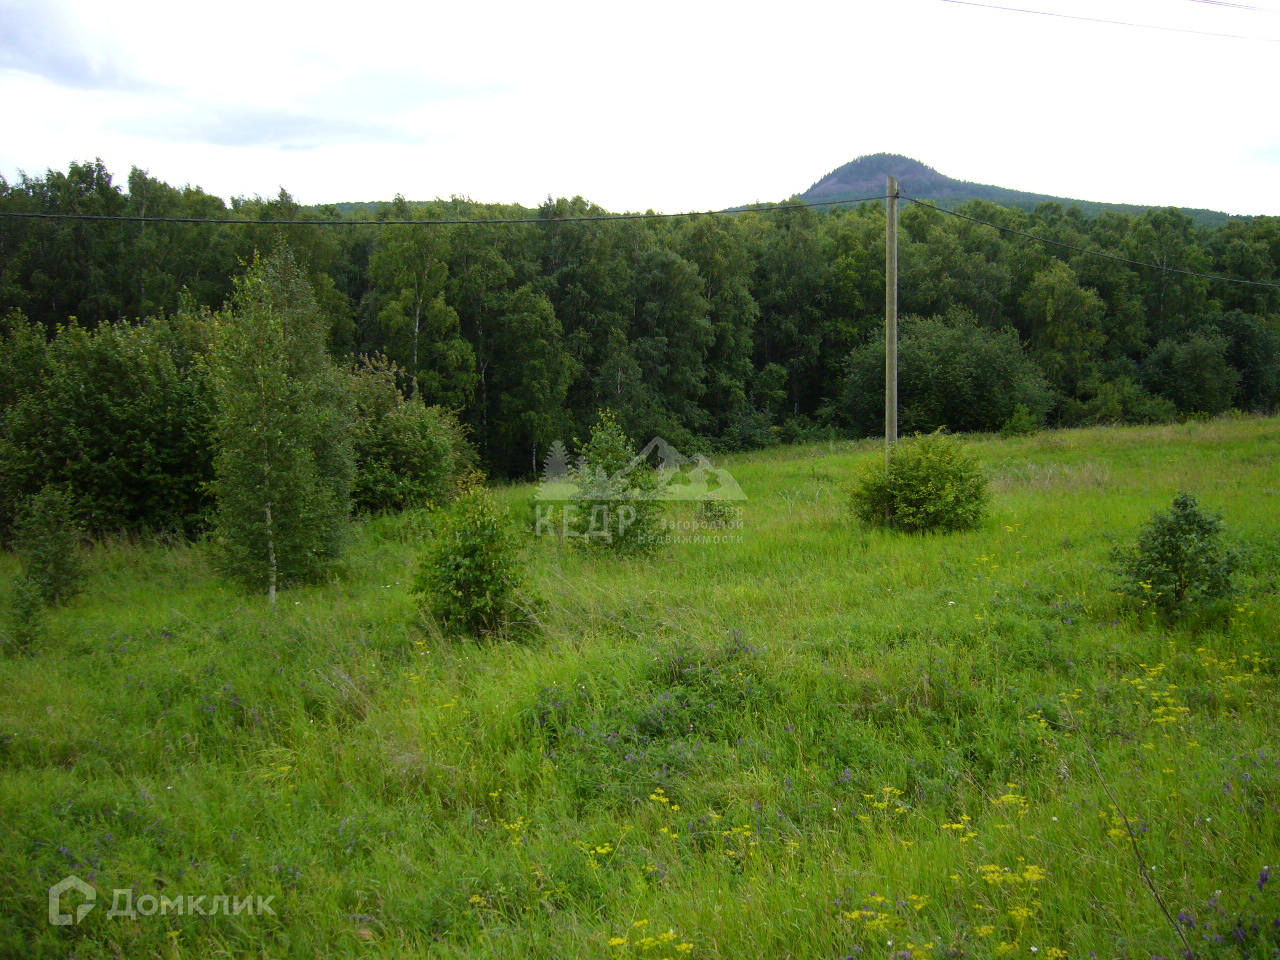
[3,0,1279,213]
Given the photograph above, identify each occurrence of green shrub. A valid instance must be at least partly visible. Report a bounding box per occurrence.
[999,404,1040,437]
[1063,375,1178,426]
[841,318,1052,436]
[1112,491,1237,618]
[4,485,83,653]
[568,410,662,552]
[778,414,840,446]
[698,498,734,527]
[11,485,84,606]
[723,402,776,451]
[413,489,527,637]
[850,433,988,533]
[349,356,476,514]
[0,310,214,537]
[5,577,45,653]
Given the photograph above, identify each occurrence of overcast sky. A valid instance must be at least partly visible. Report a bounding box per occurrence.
[2,0,1279,215]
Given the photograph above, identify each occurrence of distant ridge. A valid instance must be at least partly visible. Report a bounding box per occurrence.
[800,153,1233,228]
[314,155,1239,228]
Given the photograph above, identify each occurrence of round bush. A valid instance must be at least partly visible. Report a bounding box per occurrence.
[413,489,526,637]
[1111,491,1237,618]
[850,433,988,533]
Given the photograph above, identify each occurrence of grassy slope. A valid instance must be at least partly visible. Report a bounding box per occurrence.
[2,417,1279,959]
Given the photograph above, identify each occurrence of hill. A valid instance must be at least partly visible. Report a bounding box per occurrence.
[801,152,1233,227]
[321,156,1237,227]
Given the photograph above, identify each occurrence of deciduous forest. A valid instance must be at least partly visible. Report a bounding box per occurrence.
[2,159,1277,535]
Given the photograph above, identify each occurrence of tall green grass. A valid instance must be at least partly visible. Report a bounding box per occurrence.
[2,416,1278,958]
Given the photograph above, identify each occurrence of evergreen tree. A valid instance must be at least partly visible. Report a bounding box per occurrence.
[543,440,570,481]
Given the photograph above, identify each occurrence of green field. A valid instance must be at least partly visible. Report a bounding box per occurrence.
[3,417,1279,959]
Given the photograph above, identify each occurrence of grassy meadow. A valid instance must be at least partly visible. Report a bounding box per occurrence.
[2,416,1279,959]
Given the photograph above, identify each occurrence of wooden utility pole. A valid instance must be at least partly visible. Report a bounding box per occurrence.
[885,175,899,472]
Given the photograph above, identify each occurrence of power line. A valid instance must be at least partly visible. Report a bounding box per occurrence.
[6,188,1277,290]
[0,195,888,227]
[1184,0,1277,12]
[901,194,1280,290]
[935,0,1280,41]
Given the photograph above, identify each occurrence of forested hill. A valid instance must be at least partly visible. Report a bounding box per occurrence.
[802,153,1232,228]
[1,158,1278,525]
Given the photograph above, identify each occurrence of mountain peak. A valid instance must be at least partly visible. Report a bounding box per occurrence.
[798,154,1231,227]
[805,154,963,202]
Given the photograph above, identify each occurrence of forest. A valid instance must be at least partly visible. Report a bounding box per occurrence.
[1,158,1278,535]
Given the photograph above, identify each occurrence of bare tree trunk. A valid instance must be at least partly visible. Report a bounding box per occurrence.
[478,318,489,460]
[265,501,277,609]
[412,297,421,397]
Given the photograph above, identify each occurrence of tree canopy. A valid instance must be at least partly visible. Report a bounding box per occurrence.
[2,159,1277,512]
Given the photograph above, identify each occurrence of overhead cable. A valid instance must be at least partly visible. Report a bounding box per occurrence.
[0,195,889,227]
[936,0,1280,41]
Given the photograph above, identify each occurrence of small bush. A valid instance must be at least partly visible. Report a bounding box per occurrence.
[11,485,84,606]
[723,402,776,451]
[778,414,840,446]
[698,499,734,527]
[999,404,1040,438]
[1112,491,1237,618]
[1063,375,1178,426]
[4,577,46,653]
[569,410,663,552]
[850,433,988,533]
[413,489,527,637]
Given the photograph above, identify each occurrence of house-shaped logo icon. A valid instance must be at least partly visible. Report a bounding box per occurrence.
[48,875,96,926]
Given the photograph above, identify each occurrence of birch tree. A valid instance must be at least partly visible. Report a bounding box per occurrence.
[366,223,476,407]
[207,247,352,602]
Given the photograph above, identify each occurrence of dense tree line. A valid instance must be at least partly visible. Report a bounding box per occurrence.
[0,248,472,541]
[2,160,1278,512]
